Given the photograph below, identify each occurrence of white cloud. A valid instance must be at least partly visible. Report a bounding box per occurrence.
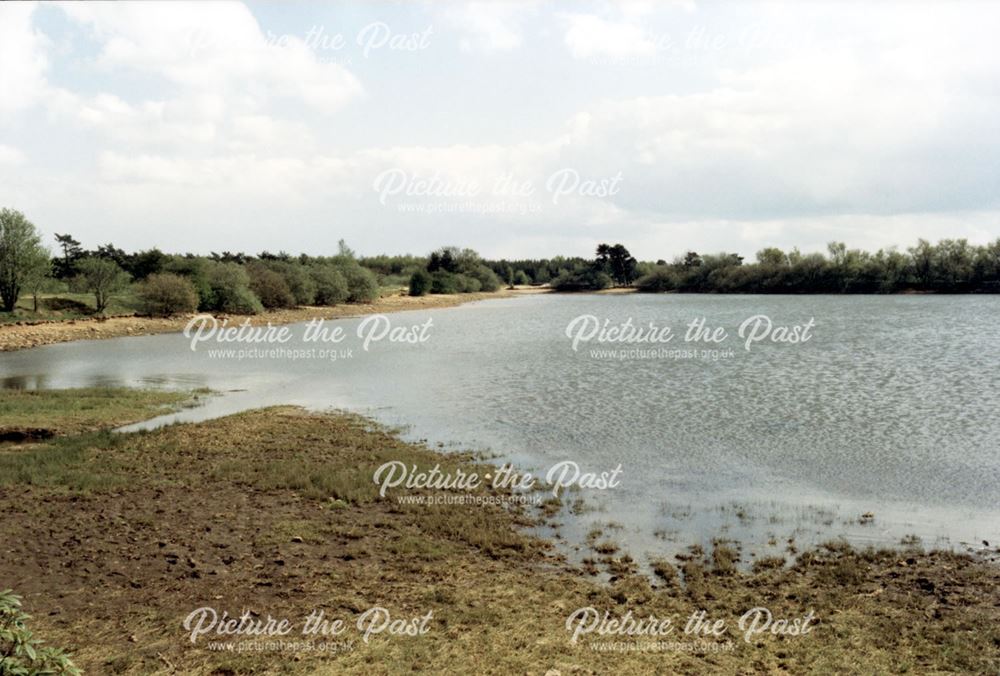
[59,2,362,113]
[0,4,50,115]
[440,1,537,52]
[3,1,1000,259]
[562,14,657,59]
[0,145,26,166]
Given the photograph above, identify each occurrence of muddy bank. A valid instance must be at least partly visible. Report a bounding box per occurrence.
[1,400,997,674]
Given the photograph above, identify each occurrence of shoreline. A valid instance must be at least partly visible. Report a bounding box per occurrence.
[0,288,549,353]
[1,393,998,673]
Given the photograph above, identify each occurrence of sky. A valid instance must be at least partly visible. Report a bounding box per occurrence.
[1,0,999,261]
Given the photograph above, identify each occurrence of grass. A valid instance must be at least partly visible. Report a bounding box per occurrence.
[0,386,198,437]
[0,391,997,674]
[1,290,142,324]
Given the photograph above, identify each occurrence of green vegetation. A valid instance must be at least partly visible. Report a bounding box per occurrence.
[0,396,996,674]
[634,239,1000,294]
[0,208,50,313]
[0,211,409,320]
[136,272,199,317]
[4,205,1000,322]
[407,246,501,296]
[0,589,80,675]
[74,256,130,313]
[0,387,196,437]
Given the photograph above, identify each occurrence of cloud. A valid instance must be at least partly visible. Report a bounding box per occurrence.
[58,2,362,113]
[440,1,537,52]
[562,14,657,59]
[0,4,50,115]
[0,145,26,166]
[3,1,1000,260]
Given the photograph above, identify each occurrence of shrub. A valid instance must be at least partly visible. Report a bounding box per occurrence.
[310,265,349,305]
[409,269,432,296]
[550,266,612,291]
[451,274,479,293]
[271,261,316,305]
[137,272,198,316]
[339,263,380,303]
[513,270,531,285]
[248,264,296,309]
[635,267,679,292]
[430,270,458,294]
[206,262,263,314]
[468,264,501,292]
[164,256,213,308]
[0,589,80,674]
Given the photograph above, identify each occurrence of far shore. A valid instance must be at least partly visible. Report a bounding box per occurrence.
[0,287,553,353]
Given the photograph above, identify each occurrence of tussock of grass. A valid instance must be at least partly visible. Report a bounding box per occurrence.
[712,542,740,575]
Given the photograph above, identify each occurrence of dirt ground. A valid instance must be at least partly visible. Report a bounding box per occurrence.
[0,288,547,353]
[1,402,998,674]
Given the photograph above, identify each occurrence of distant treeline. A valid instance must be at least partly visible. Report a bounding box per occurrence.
[2,206,999,319]
[493,239,1000,294]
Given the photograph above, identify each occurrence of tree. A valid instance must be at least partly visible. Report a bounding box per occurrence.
[337,239,356,259]
[76,257,130,314]
[409,269,432,296]
[54,233,84,278]
[607,244,638,286]
[502,263,515,288]
[95,243,130,270]
[595,242,638,286]
[23,247,52,312]
[0,208,51,312]
[756,247,789,267]
[682,251,703,269]
[130,248,168,280]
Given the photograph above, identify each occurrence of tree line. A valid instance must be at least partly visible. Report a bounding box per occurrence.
[486,239,1000,294]
[2,207,999,319]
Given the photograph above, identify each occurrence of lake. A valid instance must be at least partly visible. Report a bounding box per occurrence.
[3,293,999,566]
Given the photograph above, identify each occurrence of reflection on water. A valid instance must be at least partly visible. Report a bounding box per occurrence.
[2,294,999,565]
[1,374,51,389]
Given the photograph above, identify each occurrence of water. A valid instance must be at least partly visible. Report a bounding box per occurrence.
[3,294,999,566]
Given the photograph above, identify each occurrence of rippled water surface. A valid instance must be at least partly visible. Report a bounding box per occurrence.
[3,294,999,563]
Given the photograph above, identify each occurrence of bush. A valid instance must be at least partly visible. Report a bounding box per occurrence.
[430,270,458,294]
[270,261,316,305]
[635,267,679,293]
[550,266,612,291]
[248,264,296,309]
[310,265,349,305]
[409,269,432,296]
[468,264,501,292]
[513,270,531,285]
[456,274,482,293]
[164,256,212,308]
[206,262,263,314]
[339,263,380,303]
[137,272,198,316]
[0,589,80,674]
